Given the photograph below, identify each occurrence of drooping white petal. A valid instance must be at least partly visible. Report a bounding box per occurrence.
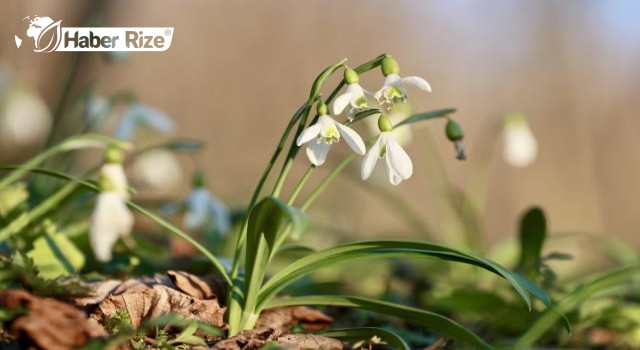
[401,76,432,92]
[385,158,403,185]
[305,139,332,166]
[332,91,354,115]
[503,124,538,168]
[361,134,384,180]
[335,123,366,155]
[90,192,134,262]
[101,163,129,199]
[296,123,322,146]
[385,134,413,180]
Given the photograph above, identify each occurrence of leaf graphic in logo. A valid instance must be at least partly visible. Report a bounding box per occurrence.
[15,35,22,48]
[35,20,62,53]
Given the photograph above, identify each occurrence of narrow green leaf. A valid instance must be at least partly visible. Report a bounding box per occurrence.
[394,108,457,129]
[26,226,85,279]
[319,327,410,350]
[517,207,547,277]
[346,109,381,125]
[268,296,493,349]
[258,240,534,312]
[515,263,640,348]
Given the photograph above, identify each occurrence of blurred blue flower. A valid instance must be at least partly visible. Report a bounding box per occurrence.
[115,103,175,140]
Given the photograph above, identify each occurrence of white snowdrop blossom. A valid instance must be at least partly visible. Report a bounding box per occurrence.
[374,57,431,108]
[296,103,366,166]
[184,187,231,235]
[90,191,134,262]
[115,103,175,140]
[90,148,133,262]
[332,68,371,120]
[503,113,538,168]
[361,115,413,186]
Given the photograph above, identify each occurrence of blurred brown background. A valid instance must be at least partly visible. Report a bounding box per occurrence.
[1,1,639,262]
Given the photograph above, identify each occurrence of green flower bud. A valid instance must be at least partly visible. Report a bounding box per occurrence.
[445,119,464,141]
[317,100,328,116]
[98,175,114,192]
[192,169,206,188]
[378,114,394,132]
[381,57,400,76]
[344,68,359,84]
[104,146,124,164]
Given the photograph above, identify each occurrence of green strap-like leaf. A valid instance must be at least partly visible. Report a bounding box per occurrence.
[319,327,410,350]
[515,263,640,348]
[394,108,457,129]
[267,296,494,349]
[517,207,547,277]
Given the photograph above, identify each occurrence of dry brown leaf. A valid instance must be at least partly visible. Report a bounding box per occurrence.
[0,289,106,350]
[167,270,220,300]
[276,333,343,350]
[212,328,281,350]
[257,306,333,331]
[91,284,226,328]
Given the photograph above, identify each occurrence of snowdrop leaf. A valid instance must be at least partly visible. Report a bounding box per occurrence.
[27,228,85,279]
[347,108,381,125]
[517,207,547,278]
[269,296,492,349]
[394,108,457,129]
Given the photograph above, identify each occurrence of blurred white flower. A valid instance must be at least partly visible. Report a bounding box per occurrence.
[184,187,231,235]
[361,131,413,186]
[84,95,111,126]
[503,113,538,168]
[90,149,132,262]
[296,110,366,166]
[0,70,51,163]
[90,191,133,262]
[130,149,183,195]
[374,57,431,108]
[115,103,174,140]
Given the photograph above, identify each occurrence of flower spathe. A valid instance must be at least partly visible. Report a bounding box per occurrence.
[90,191,134,262]
[296,114,366,166]
[361,131,413,186]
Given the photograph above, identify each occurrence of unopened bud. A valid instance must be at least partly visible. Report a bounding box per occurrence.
[445,119,464,141]
[192,169,206,188]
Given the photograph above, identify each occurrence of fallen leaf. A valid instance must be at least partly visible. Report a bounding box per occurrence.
[257,306,333,331]
[212,328,281,350]
[276,333,343,350]
[167,270,224,301]
[0,289,105,350]
[91,284,226,328]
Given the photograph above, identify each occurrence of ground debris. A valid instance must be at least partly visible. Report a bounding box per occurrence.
[90,283,226,328]
[0,289,105,350]
[257,306,333,331]
[275,333,343,350]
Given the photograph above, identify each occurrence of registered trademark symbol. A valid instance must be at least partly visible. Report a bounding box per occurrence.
[165,29,171,36]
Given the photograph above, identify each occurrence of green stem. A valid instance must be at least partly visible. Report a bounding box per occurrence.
[46,51,82,147]
[301,153,358,212]
[287,165,315,205]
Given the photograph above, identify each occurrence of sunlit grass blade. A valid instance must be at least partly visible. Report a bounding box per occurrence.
[258,240,535,311]
[0,167,232,285]
[515,263,640,348]
[318,327,410,350]
[267,296,494,349]
[394,108,457,129]
[0,133,129,191]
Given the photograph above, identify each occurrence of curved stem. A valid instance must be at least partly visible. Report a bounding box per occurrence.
[287,165,315,205]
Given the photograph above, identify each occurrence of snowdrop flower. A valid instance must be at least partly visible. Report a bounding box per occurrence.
[115,102,174,140]
[503,113,538,168]
[374,57,431,108]
[361,115,413,185]
[90,148,133,262]
[184,171,231,235]
[366,103,413,146]
[296,101,366,166]
[332,68,371,121]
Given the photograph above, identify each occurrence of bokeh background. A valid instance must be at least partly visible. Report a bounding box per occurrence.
[1,1,639,274]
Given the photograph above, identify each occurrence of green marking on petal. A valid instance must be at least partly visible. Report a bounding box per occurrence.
[384,86,405,103]
[352,95,368,109]
[321,127,340,144]
[379,145,387,158]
